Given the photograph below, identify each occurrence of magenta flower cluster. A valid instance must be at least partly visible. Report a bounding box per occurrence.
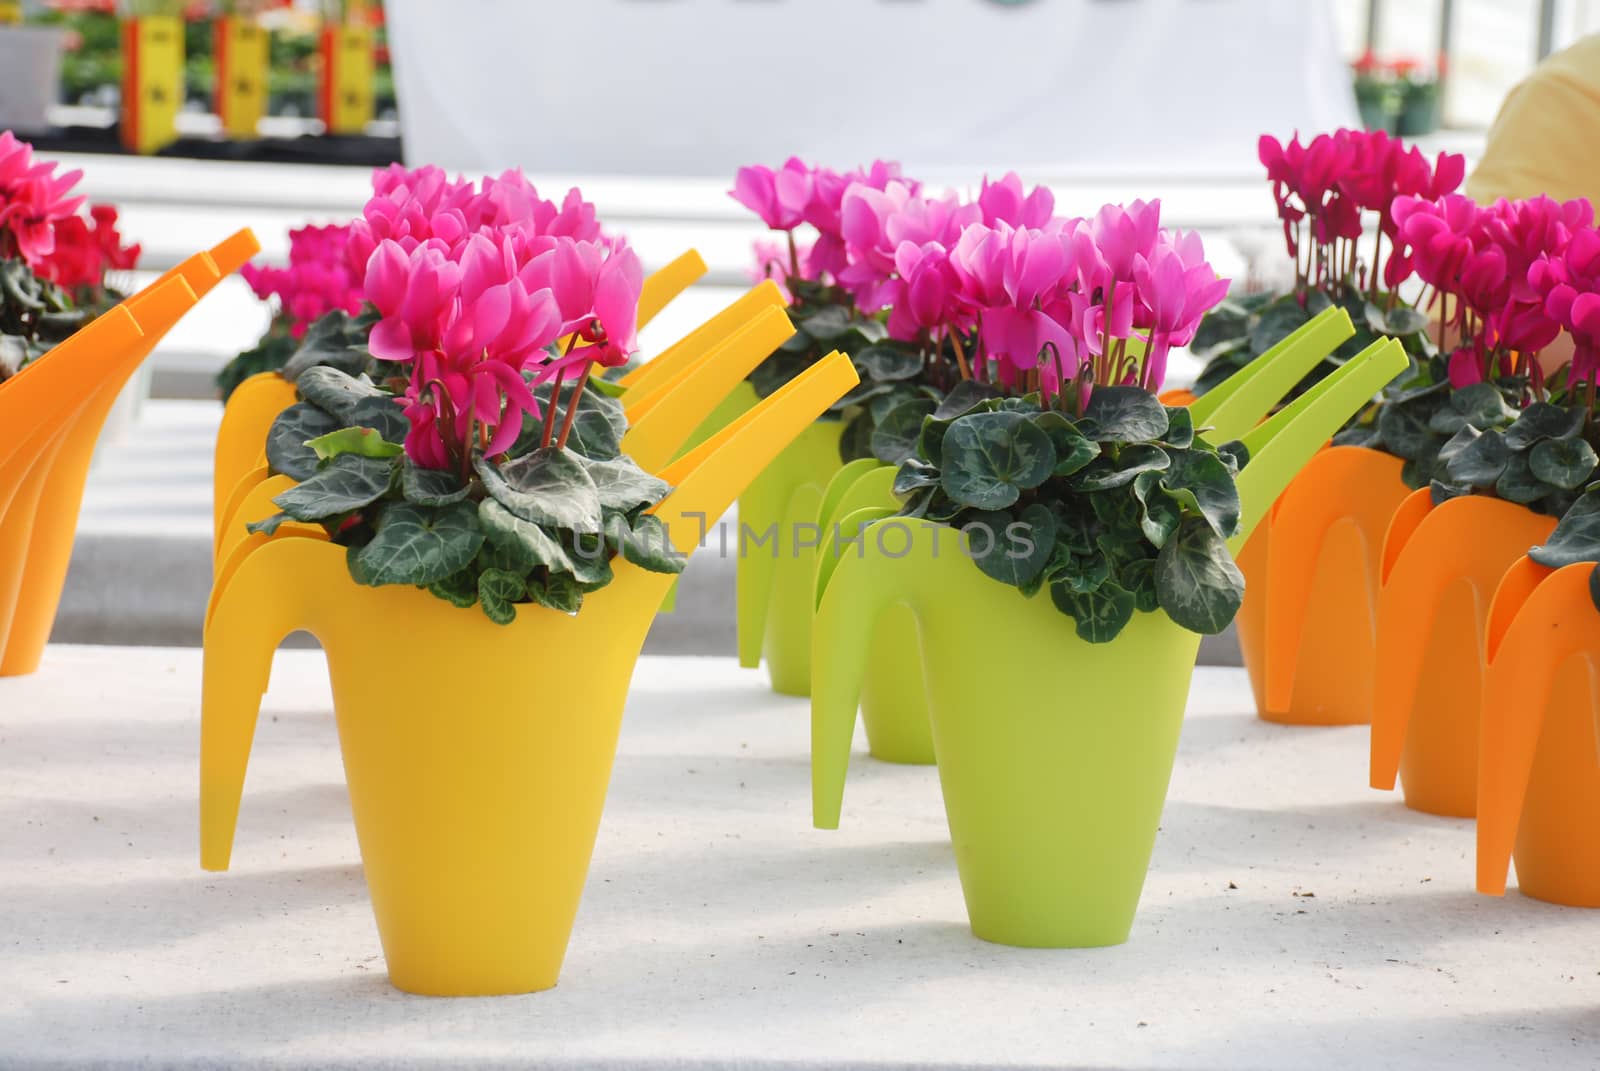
[1258,129,1464,295]
[1390,193,1595,389]
[240,224,364,339]
[1533,228,1600,389]
[732,158,1228,401]
[350,166,641,471]
[0,130,85,270]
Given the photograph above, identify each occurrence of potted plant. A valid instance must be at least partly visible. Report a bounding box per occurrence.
[1351,50,1396,132]
[1369,198,1598,816]
[1188,129,1465,724]
[1475,558,1600,907]
[810,200,1408,948]
[0,131,213,679]
[1393,57,1442,137]
[201,171,860,995]
[1475,233,1600,905]
[726,159,1056,695]
[211,165,715,547]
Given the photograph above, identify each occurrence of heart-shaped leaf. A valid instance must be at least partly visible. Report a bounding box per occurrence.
[872,398,938,465]
[1155,518,1244,634]
[1530,436,1599,490]
[610,512,687,574]
[476,447,603,534]
[934,379,1003,420]
[476,568,527,625]
[273,454,395,521]
[1051,580,1136,643]
[939,410,1057,509]
[266,402,341,480]
[1032,410,1100,476]
[577,454,671,511]
[1531,489,1600,567]
[1068,444,1171,492]
[855,343,923,382]
[965,503,1055,587]
[354,501,484,586]
[1494,452,1554,505]
[1080,386,1170,442]
[1504,402,1586,449]
[402,460,470,506]
[478,499,575,574]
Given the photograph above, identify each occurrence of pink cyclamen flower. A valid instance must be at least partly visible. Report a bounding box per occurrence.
[0,130,85,268]
[730,157,814,231]
[978,172,1055,230]
[1131,230,1231,389]
[241,223,363,337]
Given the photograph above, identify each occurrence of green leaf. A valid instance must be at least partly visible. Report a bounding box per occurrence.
[871,398,938,465]
[1382,305,1431,336]
[526,571,585,613]
[1159,448,1242,539]
[965,503,1055,587]
[1375,401,1435,461]
[934,379,1002,420]
[305,425,403,461]
[1032,410,1100,476]
[577,454,671,512]
[1216,439,1250,474]
[266,402,341,481]
[1080,386,1170,442]
[353,501,485,587]
[1161,407,1195,449]
[1530,436,1600,490]
[939,410,1057,510]
[478,499,575,574]
[855,343,923,382]
[1249,295,1311,356]
[1494,452,1554,505]
[273,454,395,522]
[1051,580,1136,643]
[427,569,479,609]
[1449,381,1518,432]
[1444,426,1510,486]
[1191,300,1252,357]
[1429,480,1472,506]
[893,458,940,498]
[245,512,291,536]
[613,512,687,574]
[477,568,526,625]
[1121,557,1160,613]
[524,379,627,460]
[1155,518,1245,634]
[1132,471,1182,548]
[216,332,296,401]
[1069,444,1171,492]
[838,409,876,464]
[1503,401,1585,449]
[565,532,615,586]
[296,365,387,418]
[402,460,470,506]
[1531,489,1600,568]
[281,309,372,381]
[475,447,603,535]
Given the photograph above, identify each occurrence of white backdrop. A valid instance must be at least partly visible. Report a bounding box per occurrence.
[385,0,1356,177]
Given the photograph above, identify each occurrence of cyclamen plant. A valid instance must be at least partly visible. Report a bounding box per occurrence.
[876,198,1239,643]
[731,159,1057,462]
[1340,192,1597,498]
[1192,128,1463,397]
[251,168,682,624]
[218,223,366,400]
[0,131,140,384]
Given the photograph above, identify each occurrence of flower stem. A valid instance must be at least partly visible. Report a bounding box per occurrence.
[949,328,971,381]
[556,360,596,450]
[786,230,800,281]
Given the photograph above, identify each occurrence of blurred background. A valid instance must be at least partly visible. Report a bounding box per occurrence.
[5,0,1591,649]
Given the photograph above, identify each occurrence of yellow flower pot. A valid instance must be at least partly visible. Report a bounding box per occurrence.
[202,350,860,995]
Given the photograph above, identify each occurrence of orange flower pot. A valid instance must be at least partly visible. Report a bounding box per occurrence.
[1370,492,1556,817]
[0,230,256,676]
[1477,558,1600,907]
[1261,445,1412,724]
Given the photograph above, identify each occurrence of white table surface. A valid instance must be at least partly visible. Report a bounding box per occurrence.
[3,647,1597,1069]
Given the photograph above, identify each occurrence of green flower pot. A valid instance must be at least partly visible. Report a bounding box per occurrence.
[811,316,1409,947]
